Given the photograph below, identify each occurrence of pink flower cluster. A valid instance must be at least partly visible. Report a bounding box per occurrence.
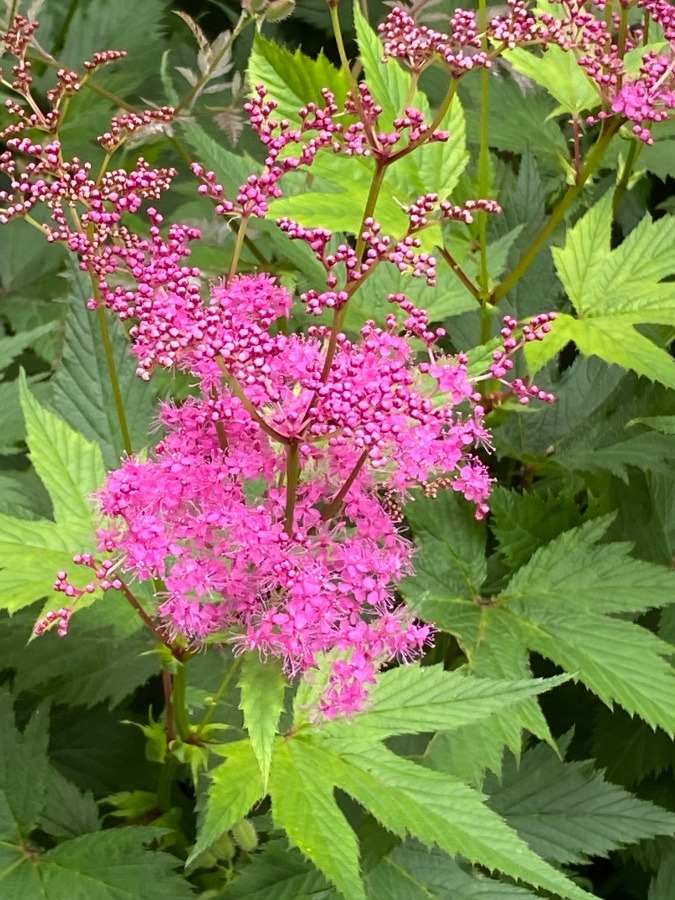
[88,272,506,715]
[1,12,556,716]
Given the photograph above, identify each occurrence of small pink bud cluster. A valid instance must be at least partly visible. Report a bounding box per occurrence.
[488,314,556,404]
[34,557,122,636]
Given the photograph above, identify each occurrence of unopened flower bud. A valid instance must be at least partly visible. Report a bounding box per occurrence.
[231,818,258,852]
[210,832,236,861]
[264,0,295,22]
[241,0,268,12]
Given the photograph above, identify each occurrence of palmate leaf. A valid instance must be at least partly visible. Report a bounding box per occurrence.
[402,510,675,733]
[0,376,104,613]
[195,665,588,900]
[503,45,599,115]
[528,191,675,387]
[0,827,193,900]
[485,741,675,865]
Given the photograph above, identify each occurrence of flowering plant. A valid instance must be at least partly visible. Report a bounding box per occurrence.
[0,1,674,897]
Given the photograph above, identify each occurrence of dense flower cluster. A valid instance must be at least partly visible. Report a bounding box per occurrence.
[1,11,556,716]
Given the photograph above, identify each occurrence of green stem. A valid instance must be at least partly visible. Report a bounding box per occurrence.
[173,12,251,115]
[195,656,242,737]
[491,120,622,304]
[171,662,192,742]
[436,245,481,301]
[95,302,133,456]
[354,161,386,260]
[157,753,179,812]
[284,441,300,535]
[227,216,250,282]
[613,138,643,215]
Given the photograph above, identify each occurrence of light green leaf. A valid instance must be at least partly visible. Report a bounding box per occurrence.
[315,742,591,900]
[486,741,675,864]
[0,377,104,612]
[504,45,600,115]
[527,311,675,389]
[0,693,50,841]
[550,191,612,310]
[248,36,350,125]
[270,738,365,900]
[404,512,675,733]
[354,2,410,128]
[238,652,287,792]
[19,371,105,523]
[189,740,264,863]
[320,665,566,743]
[544,195,675,386]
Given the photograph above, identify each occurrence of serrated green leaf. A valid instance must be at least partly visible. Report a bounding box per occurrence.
[405,511,675,732]
[270,738,365,900]
[545,195,675,386]
[490,488,584,571]
[504,45,599,115]
[591,707,675,788]
[50,282,154,469]
[0,692,50,841]
[402,490,487,602]
[36,826,193,899]
[39,767,101,840]
[503,516,675,615]
[366,840,539,899]
[0,377,104,612]
[310,740,591,900]
[220,839,332,899]
[190,740,264,863]
[486,741,675,864]
[320,665,565,743]
[354,3,409,128]
[248,36,349,125]
[0,602,157,709]
[239,652,287,791]
[19,371,105,523]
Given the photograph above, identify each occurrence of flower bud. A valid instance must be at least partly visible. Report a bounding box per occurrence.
[242,0,268,13]
[210,832,236,862]
[231,818,258,852]
[264,0,295,22]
